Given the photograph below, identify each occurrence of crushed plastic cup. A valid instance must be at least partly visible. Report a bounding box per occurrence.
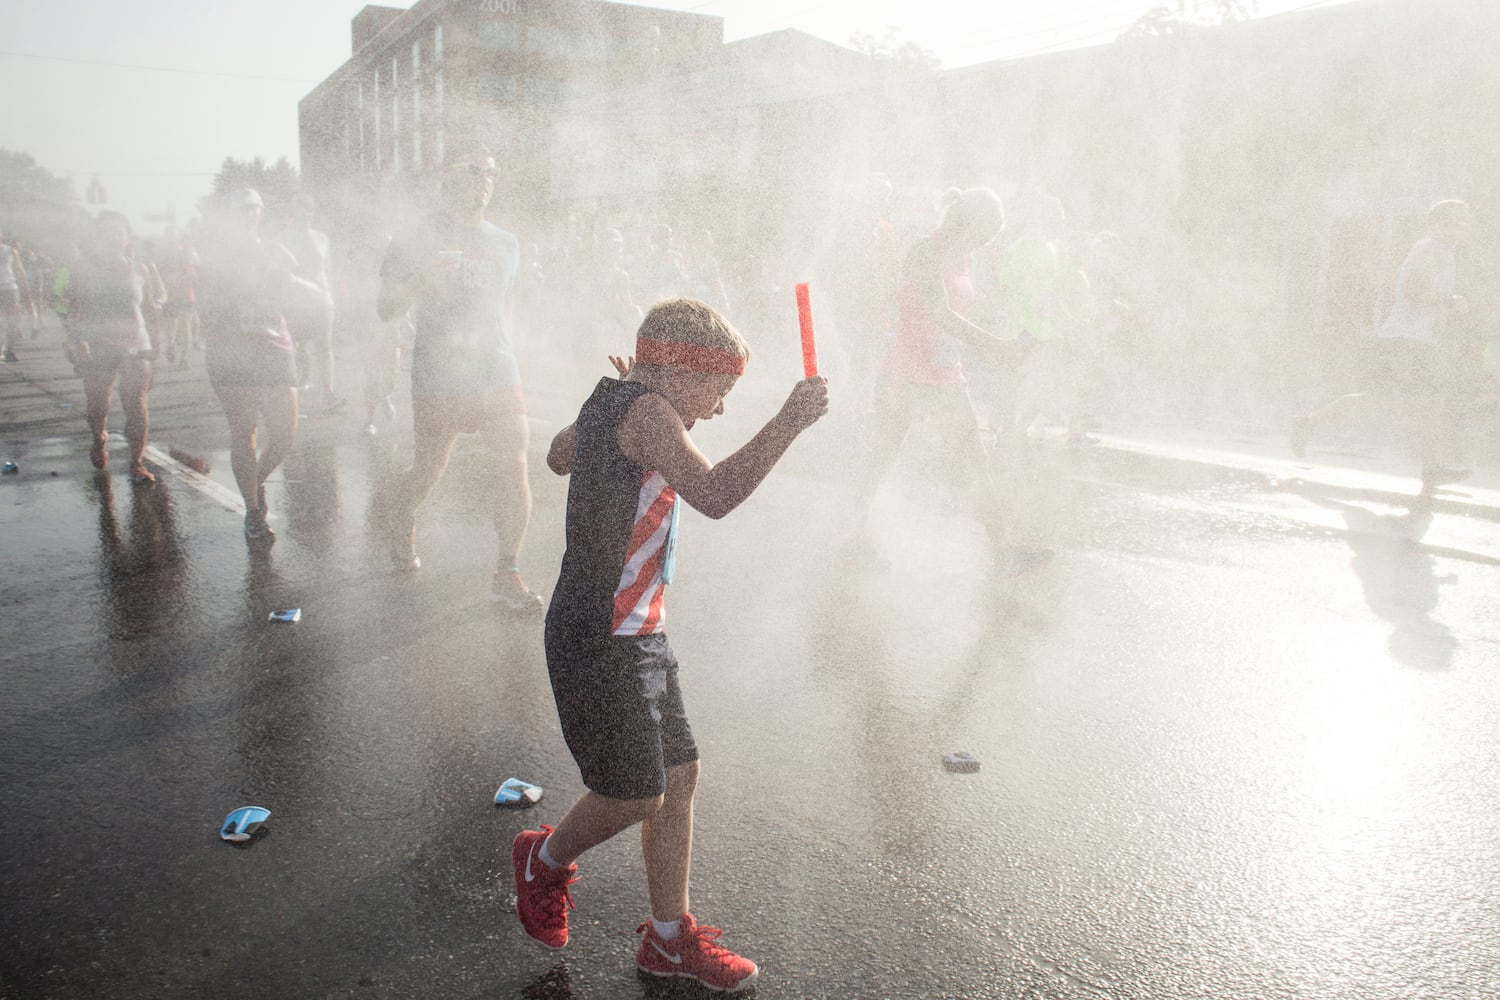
[494,778,543,807]
[268,609,302,623]
[220,805,271,842]
[942,752,981,773]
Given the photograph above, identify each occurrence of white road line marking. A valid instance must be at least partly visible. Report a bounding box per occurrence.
[142,444,245,515]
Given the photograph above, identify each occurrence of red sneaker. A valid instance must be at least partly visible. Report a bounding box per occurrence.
[512,826,577,949]
[636,913,759,993]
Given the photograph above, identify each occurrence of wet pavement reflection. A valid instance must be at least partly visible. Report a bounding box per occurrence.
[3,424,1500,999]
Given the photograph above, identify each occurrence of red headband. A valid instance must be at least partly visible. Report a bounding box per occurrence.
[634,337,746,376]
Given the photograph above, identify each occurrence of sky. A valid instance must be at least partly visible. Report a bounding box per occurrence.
[0,0,1357,233]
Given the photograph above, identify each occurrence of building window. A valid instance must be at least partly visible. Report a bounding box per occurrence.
[412,40,421,76]
[526,25,612,60]
[412,86,422,171]
[435,125,445,169]
[477,72,517,102]
[390,60,400,172]
[373,72,381,171]
[356,81,366,171]
[434,23,443,61]
[435,68,444,113]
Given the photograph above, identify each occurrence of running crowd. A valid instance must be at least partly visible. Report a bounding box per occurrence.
[1,155,1487,990]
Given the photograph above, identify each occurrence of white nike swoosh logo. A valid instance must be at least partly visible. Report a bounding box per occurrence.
[525,843,539,883]
[649,940,682,964]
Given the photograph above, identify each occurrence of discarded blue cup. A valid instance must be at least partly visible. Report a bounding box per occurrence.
[268,609,302,623]
[220,806,271,842]
[1,461,17,475]
[494,778,543,807]
[942,752,981,773]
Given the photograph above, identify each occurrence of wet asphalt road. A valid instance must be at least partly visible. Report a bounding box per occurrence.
[3,344,1500,1000]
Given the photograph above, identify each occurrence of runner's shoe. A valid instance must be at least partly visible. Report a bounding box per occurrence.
[636,913,759,993]
[512,826,577,949]
[372,496,420,571]
[389,524,420,571]
[494,569,544,614]
[244,508,275,543]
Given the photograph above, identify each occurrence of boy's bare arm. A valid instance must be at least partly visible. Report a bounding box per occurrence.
[622,378,828,520]
[548,423,578,476]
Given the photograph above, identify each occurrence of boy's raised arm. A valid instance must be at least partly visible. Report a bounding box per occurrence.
[623,378,828,520]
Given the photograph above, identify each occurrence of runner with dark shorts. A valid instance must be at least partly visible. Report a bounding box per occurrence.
[63,211,163,484]
[854,187,1046,575]
[157,235,199,369]
[1290,199,1473,489]
[374,147,541,611]
[198,188,327,543]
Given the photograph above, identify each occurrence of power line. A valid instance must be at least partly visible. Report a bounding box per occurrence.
[0,49,315,84]
[60,171,220,179]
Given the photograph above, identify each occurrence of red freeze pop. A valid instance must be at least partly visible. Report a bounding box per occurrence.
[795,282,818,378]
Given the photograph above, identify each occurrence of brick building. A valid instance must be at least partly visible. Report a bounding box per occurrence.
[298,0,726,233]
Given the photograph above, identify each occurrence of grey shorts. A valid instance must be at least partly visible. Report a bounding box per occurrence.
[543,622,699,800]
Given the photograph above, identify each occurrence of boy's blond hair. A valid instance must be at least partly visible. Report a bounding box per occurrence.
[634,298,751,374]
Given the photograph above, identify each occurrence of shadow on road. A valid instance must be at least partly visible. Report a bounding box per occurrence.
[1292,487,1458,672]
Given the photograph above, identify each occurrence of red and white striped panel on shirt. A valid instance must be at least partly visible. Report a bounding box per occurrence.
[611,470,678,636]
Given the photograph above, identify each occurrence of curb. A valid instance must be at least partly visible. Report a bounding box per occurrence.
[1082,432,1500,522]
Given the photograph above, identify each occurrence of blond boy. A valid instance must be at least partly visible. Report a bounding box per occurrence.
[512,298,828,991]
